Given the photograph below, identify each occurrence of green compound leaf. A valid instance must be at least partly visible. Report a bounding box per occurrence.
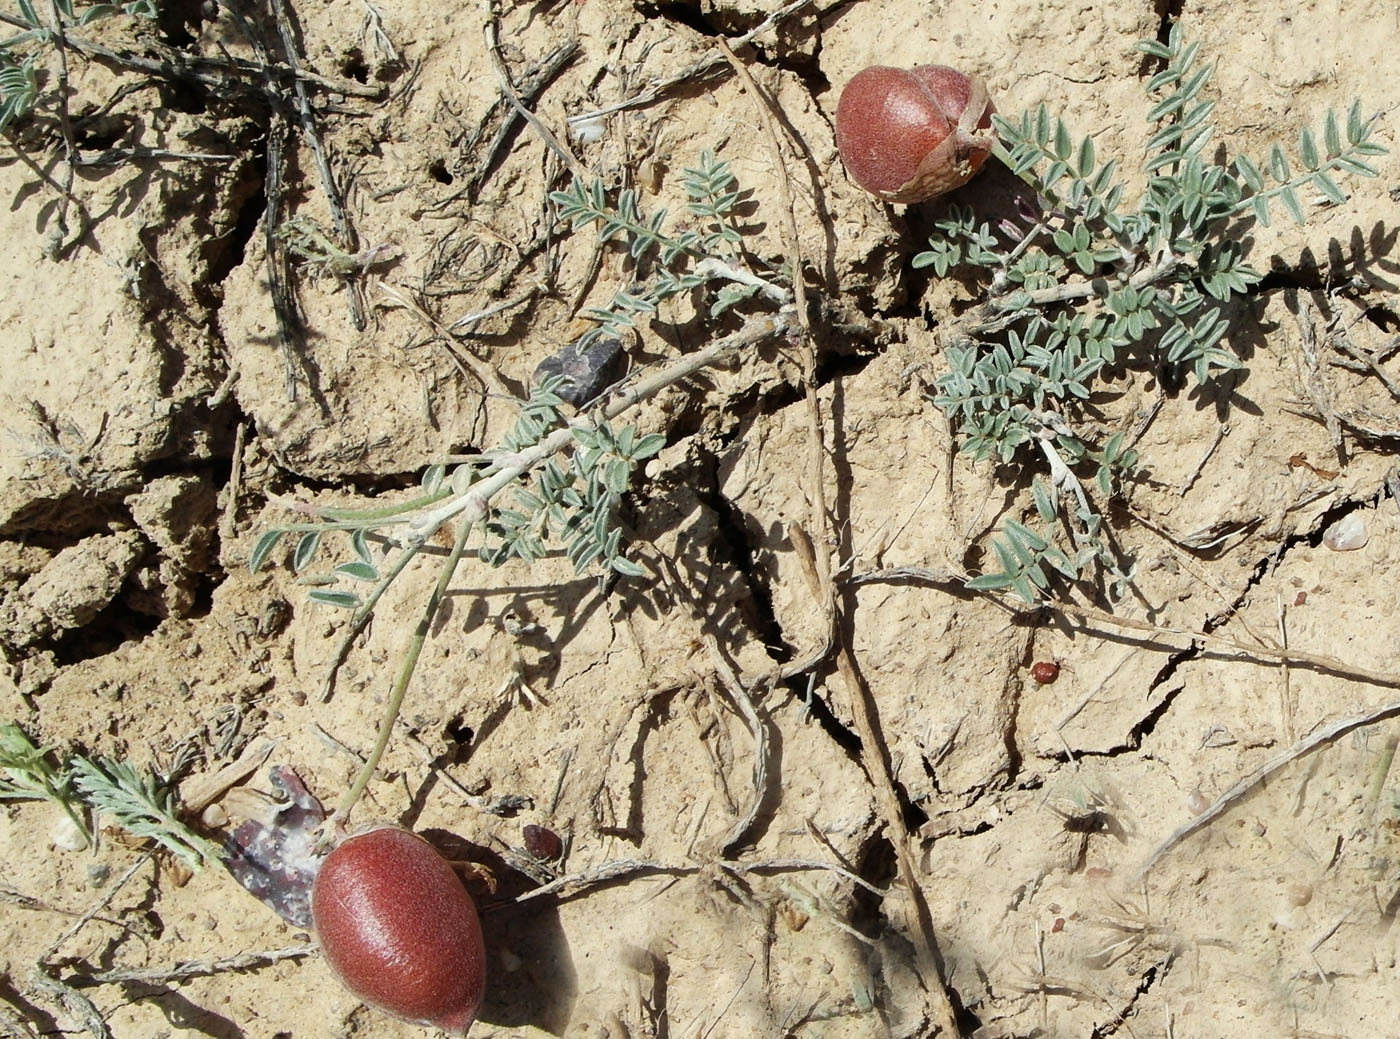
[966,571,1016,592]
[1324,109,1342,157]
[350,527,374,566]
[71,756,221,869]
[1313,171,1346,205]
[1347,99,1365,144]
[1280,185,1305,224]
[1299,128,1319,170]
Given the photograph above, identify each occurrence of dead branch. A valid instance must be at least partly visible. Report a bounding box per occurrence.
[67,946,313,987]
[1139,696,1400,875]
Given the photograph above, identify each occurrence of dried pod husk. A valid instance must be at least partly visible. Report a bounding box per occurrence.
[312,826,486,1036]
[835,64,996,203]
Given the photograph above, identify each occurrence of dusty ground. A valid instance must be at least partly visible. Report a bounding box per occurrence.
[3,0,1400,1037]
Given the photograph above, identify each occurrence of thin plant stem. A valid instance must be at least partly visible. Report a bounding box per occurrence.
[326,513,473,833]
[405,312,791,540]
[320,539,423,701]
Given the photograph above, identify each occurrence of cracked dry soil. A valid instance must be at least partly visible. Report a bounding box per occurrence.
[3,0,1400,1037]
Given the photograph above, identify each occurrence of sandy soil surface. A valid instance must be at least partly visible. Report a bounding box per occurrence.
[3,0,1400,1037]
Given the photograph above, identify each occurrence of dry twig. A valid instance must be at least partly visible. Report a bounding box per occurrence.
[0,12,383,99]
[1140,696,1400,874]
[1292,294,1346,464]
[451,38,579,203]
[270,0,364,331]
[0,1004,39,1039]
[512,855,882,904]
[567,0,817,126]
[856,566,1400,691]
[28,971,110,1039]
[484,14,583,180]
[40,855,152,965]
[69,946,313,987]
[704,638,772,856]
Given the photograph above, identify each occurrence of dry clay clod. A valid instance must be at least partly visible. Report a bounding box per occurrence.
[312,826,487,1035]
[835,64,996,204]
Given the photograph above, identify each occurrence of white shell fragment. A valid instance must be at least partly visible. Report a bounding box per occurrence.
[1322,512,1369,552]
[569,114,606,145]
[51,814,89,852]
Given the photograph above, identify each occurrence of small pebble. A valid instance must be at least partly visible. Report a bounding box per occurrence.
[1323,512,1368,551]
[51,815,89,852]
[533,338,627,407]
[570,115,606,145]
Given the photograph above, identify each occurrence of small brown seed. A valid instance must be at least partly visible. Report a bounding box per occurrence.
[1030,661,1060,685]
[522,823,563,860]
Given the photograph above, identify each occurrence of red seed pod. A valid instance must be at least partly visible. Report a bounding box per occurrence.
[312,826,486,1035]
[835,64,996,203]
[1030,661,1060,685]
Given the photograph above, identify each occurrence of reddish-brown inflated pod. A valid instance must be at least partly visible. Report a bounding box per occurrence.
[835,64,996,204]
[312,826,486,1035]
[1030,660,1060,685]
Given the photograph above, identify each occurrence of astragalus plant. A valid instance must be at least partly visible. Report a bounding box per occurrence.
[253,151,795,829]
[921,27,1386,600]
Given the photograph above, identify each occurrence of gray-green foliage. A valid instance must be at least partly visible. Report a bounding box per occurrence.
[550,149,780,342]
[920,26,1386,600]
[72,754,221,869]
[2,721,219,867]
[0,722,88,839]
[479,379,665,577]
[251,152,795,825]
[0,0,158,133]
[253,387,668,607]
[254,151,784,613]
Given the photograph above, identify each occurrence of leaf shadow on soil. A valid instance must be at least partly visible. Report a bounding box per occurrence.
[1297,219,1400,291]
[119,987,244,1039]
